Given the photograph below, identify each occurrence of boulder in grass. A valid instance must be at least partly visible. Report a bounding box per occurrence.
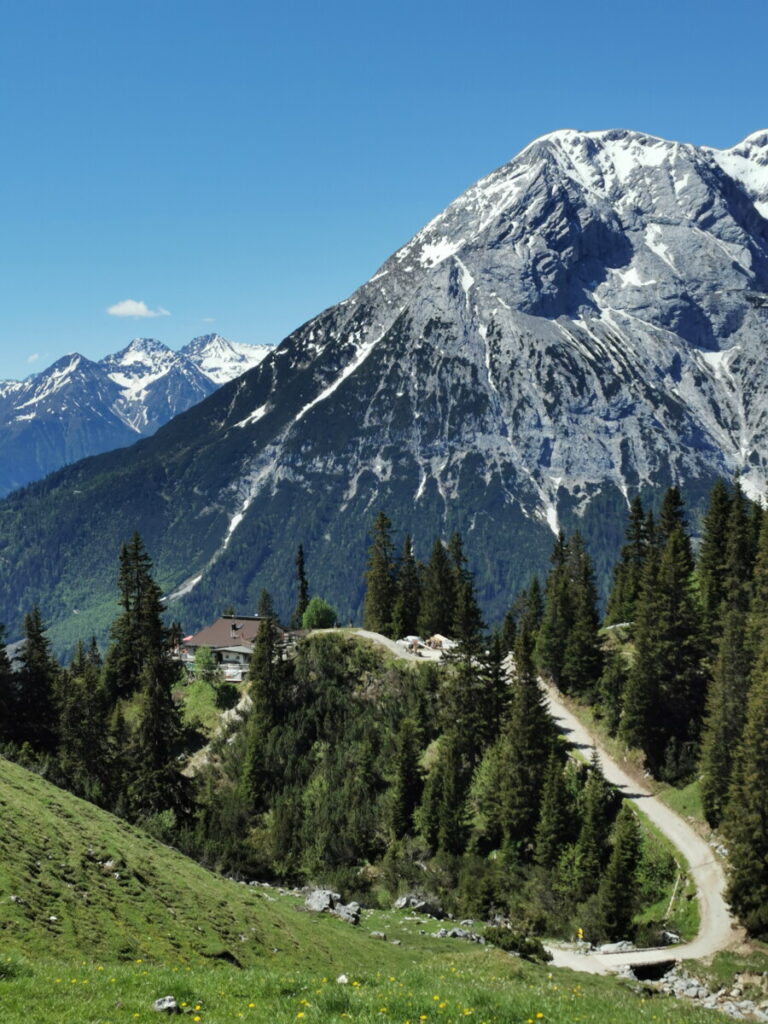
[152,996,180,1014]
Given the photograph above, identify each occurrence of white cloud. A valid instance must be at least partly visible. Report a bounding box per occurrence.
[26,353,40,364]
[107,299,171,318]
[202,317,215,323]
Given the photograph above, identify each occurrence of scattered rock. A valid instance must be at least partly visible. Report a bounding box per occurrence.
[333,901,361,925]
[369,931,387,940]
[434,927,484,944]
[152,996,180,1013]
[305,889,340,913]
[336,974,349,984]
[390,940,401,946]
[598,940,635,954]
[393,894,446,919]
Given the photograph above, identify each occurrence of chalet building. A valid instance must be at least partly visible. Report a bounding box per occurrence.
[178,614,293,682]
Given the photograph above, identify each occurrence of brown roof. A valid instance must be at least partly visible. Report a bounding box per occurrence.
[183,615,273,649]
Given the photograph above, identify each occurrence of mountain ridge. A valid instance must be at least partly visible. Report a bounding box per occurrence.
[1,127,767,649]
[0,334,271,494]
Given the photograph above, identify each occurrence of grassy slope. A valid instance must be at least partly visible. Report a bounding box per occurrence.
[0,757,722,1024]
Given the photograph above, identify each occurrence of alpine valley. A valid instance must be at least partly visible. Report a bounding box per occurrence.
[0,334,270,495]
[2,127,768,650]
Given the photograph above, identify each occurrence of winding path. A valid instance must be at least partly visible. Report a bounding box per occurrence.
[348,629,740,974]
[540,683,739,973]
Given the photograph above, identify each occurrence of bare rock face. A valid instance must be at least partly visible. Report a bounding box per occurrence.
[3,128,768,638]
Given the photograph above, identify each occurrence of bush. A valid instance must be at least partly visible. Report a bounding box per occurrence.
[302,597,338,629]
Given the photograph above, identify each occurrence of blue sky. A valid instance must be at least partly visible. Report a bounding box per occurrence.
[1,0,766,379]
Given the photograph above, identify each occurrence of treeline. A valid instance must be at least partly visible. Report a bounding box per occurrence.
[4,478,768,941]
[0,534,191,831]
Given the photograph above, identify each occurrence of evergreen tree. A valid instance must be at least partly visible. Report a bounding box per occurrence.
[658,485,688,545]
[257,588,276,619]
[128,653,188,821]
[292,544,310,629]
[697,479,733,634]
[534,754,572,869]
[605,495,648,626]
[700,608,752,827]
[748,511,768,678]
[724,662,768,937]
[15,606,59,751]
[418,538,456,637]
[573,752,613,900]
[560,534,603,695]
[535,533,570,687]
[57,647,111,803]
[391,534,421,638]
[0,624,16,745]
[363,511,397,635]
[103,533,173,703]
[496,625,559,856]
[621,516,704,777]
[597,802,642,940]
[390,717,422,838]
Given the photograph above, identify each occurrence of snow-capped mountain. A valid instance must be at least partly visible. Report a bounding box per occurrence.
[1,128,768,645]
[182,334,272,385]
[0,335,270,494]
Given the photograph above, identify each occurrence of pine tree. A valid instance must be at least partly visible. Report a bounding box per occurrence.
[535,533,570,687]
[128,653,188,821]
[15,606,59,751]
[363,511,397,635]
[621,516,704,777]
[57,647,111,803]
[605,496,648,626]
[103,533,173,703]
[699,608,752,827]
[390,717,422,838]
[0,624,16,744]
[573,752,613,900]
[292,544,310,628]
[257,588,276,619]
[619,544,661,755]
[658,486,688,545]
[697,479,733,635]
[723,662,768,937]
[496,625,559,856]
[748,512,768,678]
[391,534,420,638]
[418,538,456,637]
[597,802,642,940]
[560,534,603,695]
[534,754,572,868]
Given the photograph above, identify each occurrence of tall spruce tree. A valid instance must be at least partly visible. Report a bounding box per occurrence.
[534,754,572,869]
[418,538,456,637]
[104,533,173,703]
[292,544,310,628]
[621,512,704,778]
[15,606,59,751]
[0,624,16,745]
[597,802,642,940]
[390,717,422,838]
[560,534,603,695]
[697,479,733,635]
[723,661,768,937]
[573,752,613,900]
[699,607,752,827]
[391,534,421,638]
[363,511,397,636]
[605,496,648,626]
[496,625,559,856]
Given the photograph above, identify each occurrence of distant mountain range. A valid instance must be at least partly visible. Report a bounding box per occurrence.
[0,335,270,494]
[1,128,767,651]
